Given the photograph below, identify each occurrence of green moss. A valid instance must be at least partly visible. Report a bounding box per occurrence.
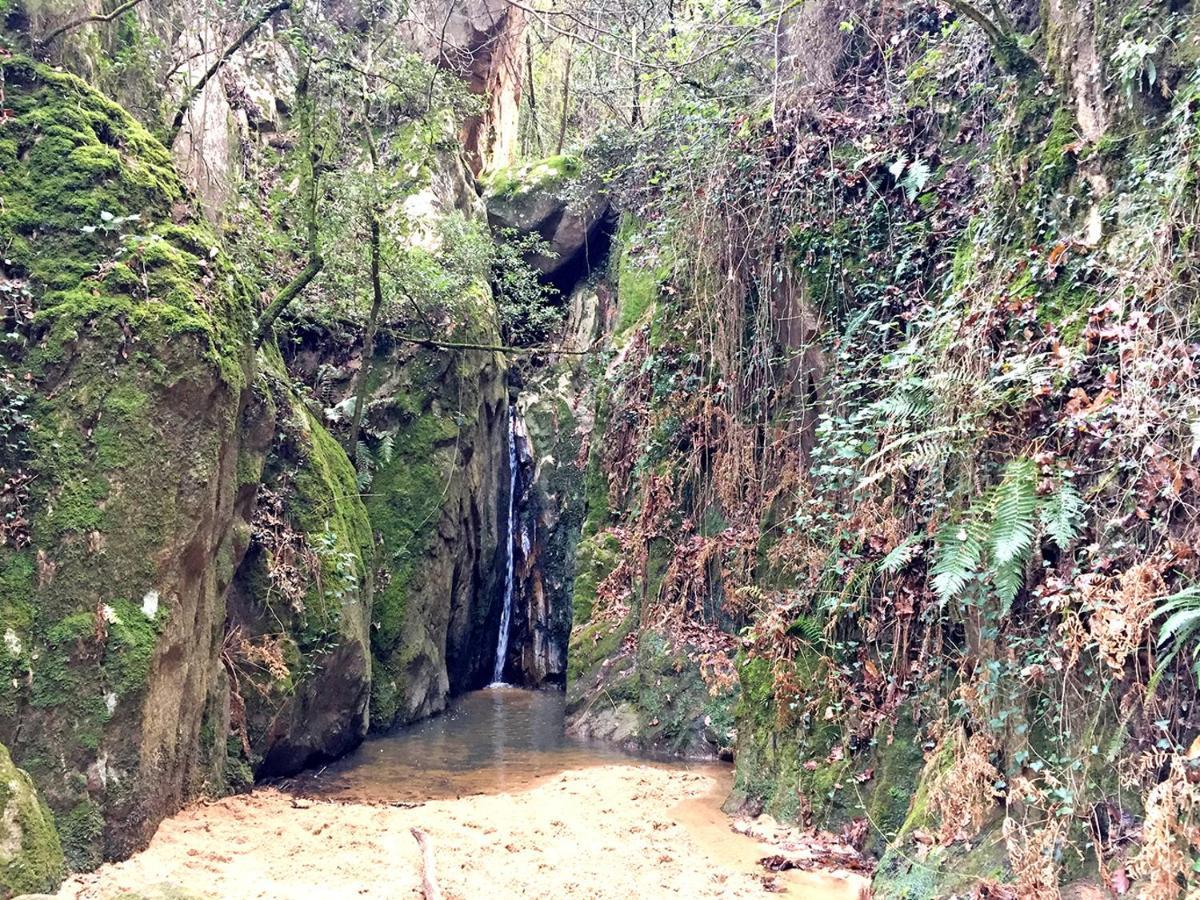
[484,154,582,198]
[731,650,926,843]
[631,632,713,754]
[56,799,105,872]
[0,58,253,389]
[567,611,632,684]
[364,383,460,705]
[613,219,672,337]
[0,743,65,896]
[571,530,621,626]
[106,598,162,698]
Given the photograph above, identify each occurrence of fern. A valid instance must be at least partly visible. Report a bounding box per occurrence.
[787,614,824,646]
[355,440,373,469]
[931,458,1040,608]
[355,468,373,492]
[377,432,395,465]
[932,516,985,601]
[1150,586,1200,692]
[354,441,374,493]
[1039,481,1085,549]
[880,535,923,575]
[989,459,1038,608]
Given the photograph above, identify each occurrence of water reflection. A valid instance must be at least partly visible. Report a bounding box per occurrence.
[297,686,667,803]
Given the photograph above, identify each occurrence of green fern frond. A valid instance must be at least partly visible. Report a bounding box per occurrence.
[855,427,959,492]
[989,459,1038,565]
[378,432,395,465]
[984,459,1039,608]
[787,613,825,646]
[355,468,373,492]
[1039,481,1085,549]
[932,518,985,601]
[841,561,878,605]
[992,557,1027,612]
[1149,586,1200,693]
[355,440,373,470]
[880,535,923,575]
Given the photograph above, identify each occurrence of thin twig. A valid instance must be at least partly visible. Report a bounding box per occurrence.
[410,828,443,900]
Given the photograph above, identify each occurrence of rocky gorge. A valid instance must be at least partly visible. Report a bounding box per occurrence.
[2,0,1200,897]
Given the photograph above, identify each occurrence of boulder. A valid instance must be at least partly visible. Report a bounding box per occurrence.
[484,156,613,294]
[224,359,374,779]
[0,744,64,898]
[0,59,258,865]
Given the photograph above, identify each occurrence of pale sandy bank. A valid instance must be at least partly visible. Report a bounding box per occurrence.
[54,764,868,899]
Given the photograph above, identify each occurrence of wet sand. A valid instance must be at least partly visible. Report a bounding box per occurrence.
[56,764,868,899]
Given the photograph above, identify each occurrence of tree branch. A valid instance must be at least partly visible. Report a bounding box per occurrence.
[254,256,324,346]
[254,56,323,347]
[946,0,1036,75]
[35,0,151,53]
[392,333,595,356]
[168,0,291,143]
[348,85,383,451]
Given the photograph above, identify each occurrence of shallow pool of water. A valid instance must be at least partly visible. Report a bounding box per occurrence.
[294,685,699,803]
[286,686,866,899]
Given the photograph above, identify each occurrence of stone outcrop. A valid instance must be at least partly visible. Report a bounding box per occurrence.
[282,318,509,729]
[0,59,259,865]
[505,281,615,687]
[484,157,613,294]
[224,360,375,779]
[0,743,64,898]
[403,0,526,171]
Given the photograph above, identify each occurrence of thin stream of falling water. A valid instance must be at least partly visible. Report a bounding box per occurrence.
[492,404,518,684]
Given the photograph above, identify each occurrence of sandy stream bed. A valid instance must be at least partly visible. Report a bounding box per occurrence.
[53,764,868,899]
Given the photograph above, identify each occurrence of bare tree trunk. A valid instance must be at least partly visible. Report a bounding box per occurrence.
[629,23,641,126]
[524,32,543,156]
[348,109,384,451]
[555,38,573,154]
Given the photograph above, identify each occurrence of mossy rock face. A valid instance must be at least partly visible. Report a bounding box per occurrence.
[280,314,510,732]
[224,354,374,778]
[0,60,257,865]
[566,625,734,758]
[0,743,64,898]
[730,655,925,855]
[367,337,509,728]
[484,155,612,290]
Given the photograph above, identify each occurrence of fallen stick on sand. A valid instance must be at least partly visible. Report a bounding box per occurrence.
[410,827,443,900]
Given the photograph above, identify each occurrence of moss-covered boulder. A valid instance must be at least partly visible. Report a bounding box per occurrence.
[729,654,925,856]
[567,626,735,758]
[223,355,374,778]
[0,59,257,865]
[484,155,612,292]
[0,743,64,898]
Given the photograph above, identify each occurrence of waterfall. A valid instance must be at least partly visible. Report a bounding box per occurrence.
[492,404,518,684]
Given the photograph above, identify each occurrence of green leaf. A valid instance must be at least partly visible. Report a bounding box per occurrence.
[1039,481,1086,550]
[880,535,922,575]
[932,519,984,601]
